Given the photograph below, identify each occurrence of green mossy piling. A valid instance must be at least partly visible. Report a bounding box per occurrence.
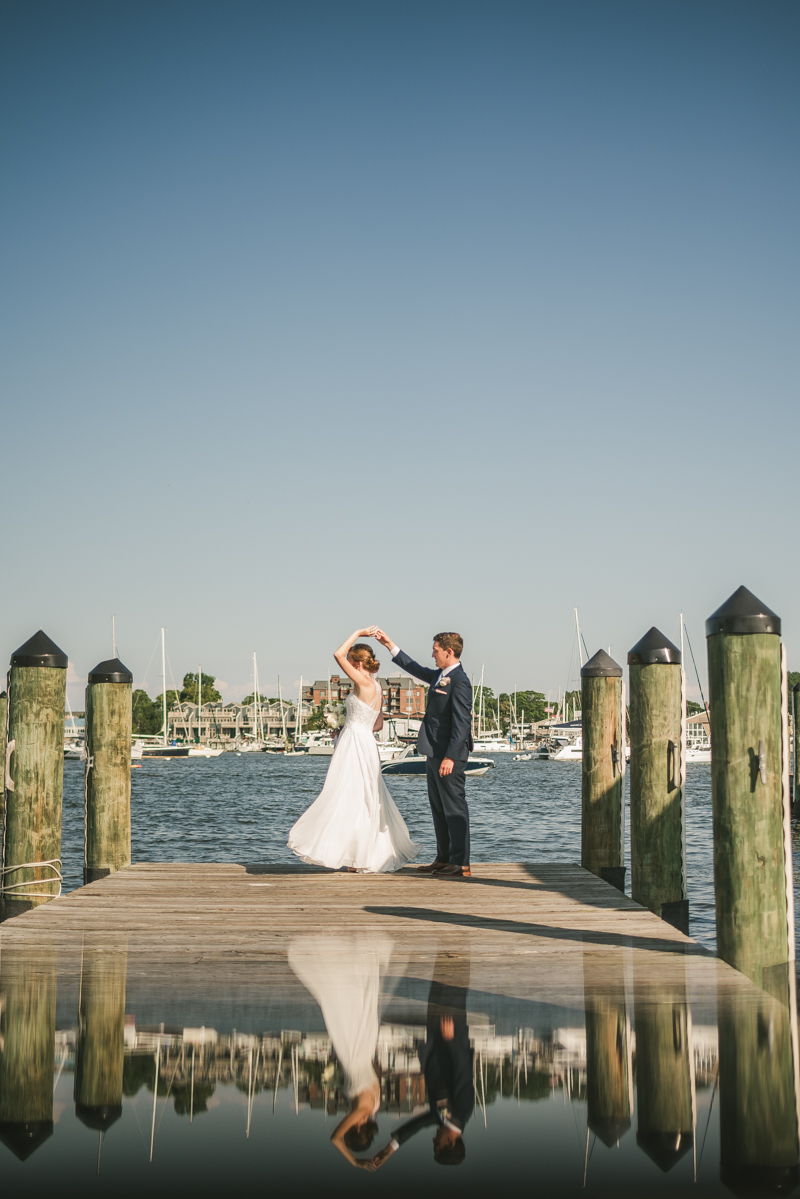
[628,628,688,933]
[581,650,625,891]
[84,659,133,884]
[2,632,67,919]
[706,587,792,990]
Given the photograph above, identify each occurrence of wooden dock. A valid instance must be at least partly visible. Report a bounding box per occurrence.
[0,862,761,1012]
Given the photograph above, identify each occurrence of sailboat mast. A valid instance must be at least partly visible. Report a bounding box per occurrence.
[278,676,287,742]
[478,665,485,738]
[574,608,583,668]
[680,611,685,661]
[161,628,167,747]
[112,614,116,658]
[198,665,202,744]
[297,675,303,741]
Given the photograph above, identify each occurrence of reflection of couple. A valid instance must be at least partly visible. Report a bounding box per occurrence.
[287,627,473,877]
[289,937,473,1170]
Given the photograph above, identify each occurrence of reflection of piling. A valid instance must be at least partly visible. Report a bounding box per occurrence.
[0,946,57,1159]
[581,651,625,891]
[85,659,133,883]
[75,943,128,1133]
[0,690,6,823]
[717,987,799,1194]
[628,628,688,933]
[633,977,693,1171]
[583,951,631,1146]
[705,587,792,989]
[2,632,67,918]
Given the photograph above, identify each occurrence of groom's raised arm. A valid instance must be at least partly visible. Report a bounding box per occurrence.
[391,646,439,686]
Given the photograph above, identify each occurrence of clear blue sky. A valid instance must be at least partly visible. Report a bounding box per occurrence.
[2,0,797,706]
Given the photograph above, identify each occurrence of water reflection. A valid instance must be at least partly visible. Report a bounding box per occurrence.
[0,939,798,1195]
[632,965,695,1172]
[0,945,56,1159]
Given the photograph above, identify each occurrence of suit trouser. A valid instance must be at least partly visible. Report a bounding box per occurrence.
[426,758,470,866]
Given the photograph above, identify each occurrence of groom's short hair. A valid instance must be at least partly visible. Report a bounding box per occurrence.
[434,632,463,659]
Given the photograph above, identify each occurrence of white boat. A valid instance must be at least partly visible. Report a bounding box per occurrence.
[64,740,86,761]
[513,753,532,761]
[381,746,496,778]
[686,747,711,763]
[472,737,514,753]
[304,732,335,756]
[131,740,144,760]
[188,746,224,758]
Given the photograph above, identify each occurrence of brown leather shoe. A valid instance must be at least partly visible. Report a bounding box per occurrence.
[417,861,448,873]
[438,864,472,878]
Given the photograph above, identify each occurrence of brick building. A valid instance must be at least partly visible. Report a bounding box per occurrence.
[311,675,426,716]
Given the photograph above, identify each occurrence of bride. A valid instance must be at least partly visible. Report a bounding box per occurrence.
[287,627,419,873]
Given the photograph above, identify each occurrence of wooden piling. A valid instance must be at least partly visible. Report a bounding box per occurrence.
[793,682,800,813]
[0,944,57,1159]
[2,631,67,919]
[75,941,127,1132]
[581,650,625,890]
[628,628,688,933]
[84,658,133,884]
[706,586,793,989]
[0,690,6,824]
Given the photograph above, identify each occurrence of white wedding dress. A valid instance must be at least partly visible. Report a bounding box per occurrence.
[287,680,419,872]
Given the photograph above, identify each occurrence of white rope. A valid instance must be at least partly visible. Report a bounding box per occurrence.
[1,859,63,899]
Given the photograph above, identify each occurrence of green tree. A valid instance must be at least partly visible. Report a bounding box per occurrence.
[686,700,703,715]
[304,708,329,732]
[180,673,222,705]
[788,672,800,694]
[132,689,160,735]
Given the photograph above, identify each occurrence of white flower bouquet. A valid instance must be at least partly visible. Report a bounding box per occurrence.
[324,702,347,730]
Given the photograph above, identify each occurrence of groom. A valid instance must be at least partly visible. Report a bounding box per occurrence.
[374,630,473,878]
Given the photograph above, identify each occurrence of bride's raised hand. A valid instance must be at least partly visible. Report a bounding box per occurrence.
[364,625,380,638]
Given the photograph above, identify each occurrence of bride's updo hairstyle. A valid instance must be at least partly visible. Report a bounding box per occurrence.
[348,643,380,673]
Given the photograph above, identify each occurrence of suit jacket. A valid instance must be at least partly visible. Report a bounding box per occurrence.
[391,1021,474,1146]
[393,649,473,763]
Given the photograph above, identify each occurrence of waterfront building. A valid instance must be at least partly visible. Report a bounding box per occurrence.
[311,675,426,715]
[168,700,299,744]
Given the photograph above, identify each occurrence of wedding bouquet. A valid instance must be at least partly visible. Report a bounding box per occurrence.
[324,702,347,730]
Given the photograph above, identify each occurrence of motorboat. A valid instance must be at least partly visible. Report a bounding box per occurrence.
[304,733,336,756]
[188,746,224,758]
[472,736,514,753]
[381,746,496,778]
[513,753,532,761]
[64,739,86,761]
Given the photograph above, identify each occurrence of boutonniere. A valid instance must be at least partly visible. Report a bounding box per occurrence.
[439,676,451,687]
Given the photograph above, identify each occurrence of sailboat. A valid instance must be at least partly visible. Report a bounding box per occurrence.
[239,653,266,752]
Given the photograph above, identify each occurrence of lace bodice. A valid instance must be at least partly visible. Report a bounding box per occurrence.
[344,683,381,732]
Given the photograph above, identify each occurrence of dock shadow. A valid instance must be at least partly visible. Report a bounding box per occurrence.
[396,863,641,913]
[364,905,711,958]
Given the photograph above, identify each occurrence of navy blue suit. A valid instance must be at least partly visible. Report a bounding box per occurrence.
[393,649,473,866]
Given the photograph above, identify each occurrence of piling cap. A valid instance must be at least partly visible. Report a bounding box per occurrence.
[0,1120,54,1160]
[628,626,681,666]
[581,649,622,678]
[705,586,781,637]
[76,1103,123,1132]
[589,1115,631,1147]
[10,630,68,669]
[88,657,133,684]
[636,1130,693,1172]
